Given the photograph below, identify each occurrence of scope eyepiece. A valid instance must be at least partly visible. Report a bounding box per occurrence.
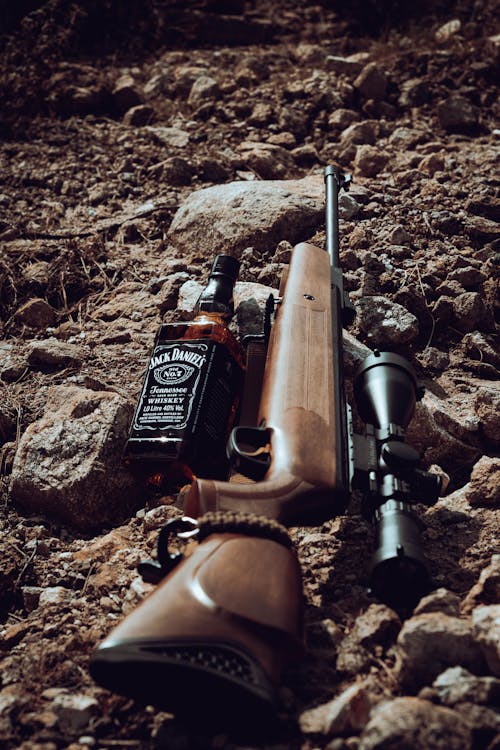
[369,500,430,612]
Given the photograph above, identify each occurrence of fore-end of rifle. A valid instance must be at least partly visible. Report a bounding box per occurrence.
[184,240,350,525]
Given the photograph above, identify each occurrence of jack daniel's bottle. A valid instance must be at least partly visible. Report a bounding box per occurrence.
[125,255,244,485]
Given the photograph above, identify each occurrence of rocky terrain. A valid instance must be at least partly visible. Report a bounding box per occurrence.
[0,1,499,749]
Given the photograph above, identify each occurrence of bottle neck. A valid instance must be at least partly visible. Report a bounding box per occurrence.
[194,262,238,319]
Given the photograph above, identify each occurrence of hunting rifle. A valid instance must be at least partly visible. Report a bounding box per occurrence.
[90,167,442,736]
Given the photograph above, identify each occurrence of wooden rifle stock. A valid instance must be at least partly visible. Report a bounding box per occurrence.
[184,240,350,525]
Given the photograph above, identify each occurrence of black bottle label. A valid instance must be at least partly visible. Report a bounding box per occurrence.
[130,339,239,460]
[133,341,209,432]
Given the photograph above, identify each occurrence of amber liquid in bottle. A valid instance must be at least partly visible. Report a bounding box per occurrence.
[125,256,245,486]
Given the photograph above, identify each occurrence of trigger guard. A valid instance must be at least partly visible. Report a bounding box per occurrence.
[227,426,271,481]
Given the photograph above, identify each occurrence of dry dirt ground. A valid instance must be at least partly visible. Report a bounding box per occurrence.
[0,2,499,749]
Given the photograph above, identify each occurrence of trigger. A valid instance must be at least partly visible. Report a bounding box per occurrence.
[227,426,271,481]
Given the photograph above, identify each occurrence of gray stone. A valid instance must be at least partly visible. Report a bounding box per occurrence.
[326,55,364,75]
[123,105,154,126]
[359,697,472,750]
[299,683,371,736]
[352,604,401,648]
[168,176,324,258]
[417,346,450,371]
[453,292,489,332]
[431,666,500,706]
[414,588,461,617]
[342,331,372,374]
[397,612,486,690]
[472,605,500,676]
[355,295,419,347]
[406,392,481,469]
[188,75,219,105]
[466,456,500,507]
[10,386,140,529]
[437,95,479,134]
[52,692,99,733]
[146,126,190,148]
[28,339,83,369]
[339,193,361,220]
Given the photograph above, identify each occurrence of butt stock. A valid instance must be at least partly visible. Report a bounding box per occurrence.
[184,240,350,525]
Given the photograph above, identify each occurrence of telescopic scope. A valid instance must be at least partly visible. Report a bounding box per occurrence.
[354,351,440,611]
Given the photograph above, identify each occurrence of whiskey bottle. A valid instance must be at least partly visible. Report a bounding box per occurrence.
[125,255,245,486]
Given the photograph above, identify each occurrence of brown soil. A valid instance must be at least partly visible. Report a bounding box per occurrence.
[0,2,499,749]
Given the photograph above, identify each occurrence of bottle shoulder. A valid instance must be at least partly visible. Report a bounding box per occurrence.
[157,316,245,368]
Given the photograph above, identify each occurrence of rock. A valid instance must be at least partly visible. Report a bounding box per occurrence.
[465,195,500,222]
[339,193,361,219]
[342,331,372,374]
[162,156,195,186]
[453,292,490,332]
[448,266,487,288]
[248,101,274,126]
[416,346,450,371]
[27,339,83,369]
[354,146,389,177]
[14,298,57,328]
[472,605,500,676]
[435,19,462,43]
[437,96,479,134]
[292,144,319,167]
[398,78,430,108]
[156,272,190,312]
[431,666,500,706]
[455,703,500,748]
[351,604,401,648]
[168,176,324,257]
[146,126,190,148]
[187,75,220,105]
[10,386,140,529]
[299,683,371,736]
[397,613,486,690]
[52,692,99,733]
[236,298,264,339]
[355,295,419,347]
[406,391,481,470]
[427,392,480,444]
[326,55,364,75]
[238,141,295,179]
[462,555,500,612]
[414,588,461,617]
[112,75,142,112]
[465,456,500,507]
[354,63,388,101]
[39,586,73,607]
[474,389,500,444]
[463,332,500,368]
[123,104,154,126]
[178,279,276,318]
[418,152,445,176]
[340,121,378,146]
[359,697,472,750]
